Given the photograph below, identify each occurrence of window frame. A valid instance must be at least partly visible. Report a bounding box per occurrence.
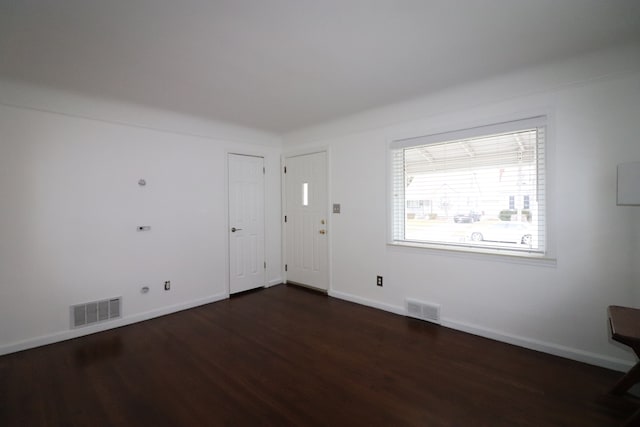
[387,115,555,262]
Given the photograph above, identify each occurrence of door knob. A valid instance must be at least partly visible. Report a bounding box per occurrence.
[231,227,243,232]
[319,230,326,234]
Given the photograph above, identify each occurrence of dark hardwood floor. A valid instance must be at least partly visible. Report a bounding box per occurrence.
[0,284,631,426]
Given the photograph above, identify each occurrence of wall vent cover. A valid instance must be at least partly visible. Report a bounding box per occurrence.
[71,297,121,328]
[405,298,440,324]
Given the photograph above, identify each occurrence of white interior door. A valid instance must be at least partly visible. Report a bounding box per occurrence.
[284,151,328,290]
[228,154,265,294]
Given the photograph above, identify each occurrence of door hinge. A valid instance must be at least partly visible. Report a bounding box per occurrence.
[264,261,266,269]
[285,264,288,272]
[284,215,287,223]
[263,167,265,174]
[284,166,287,174]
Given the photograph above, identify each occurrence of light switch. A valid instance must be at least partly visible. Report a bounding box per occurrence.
[333,203,341,214]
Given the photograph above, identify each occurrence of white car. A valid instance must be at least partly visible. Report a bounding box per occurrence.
[470,222,532,245]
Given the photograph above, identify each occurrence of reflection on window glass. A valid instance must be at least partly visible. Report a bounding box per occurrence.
[303,182,309,206]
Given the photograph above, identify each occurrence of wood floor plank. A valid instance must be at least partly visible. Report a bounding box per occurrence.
[0,284,630,426]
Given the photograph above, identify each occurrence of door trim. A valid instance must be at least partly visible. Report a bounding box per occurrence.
[281,146,331,291]
[226,150,267,296]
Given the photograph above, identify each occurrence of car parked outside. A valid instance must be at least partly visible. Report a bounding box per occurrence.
[469,222,532,245]
[453,211,481,223]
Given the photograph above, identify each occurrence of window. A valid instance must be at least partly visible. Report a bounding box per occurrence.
[302,182,309,206]
[390,116,547,256]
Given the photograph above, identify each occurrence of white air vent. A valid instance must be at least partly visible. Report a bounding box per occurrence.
[406,298,440,324]
[71,297,121,328]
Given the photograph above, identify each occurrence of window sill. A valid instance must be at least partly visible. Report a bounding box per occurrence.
[387,240,557,267]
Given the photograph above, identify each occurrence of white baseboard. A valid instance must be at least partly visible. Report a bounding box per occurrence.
[328,289,634,372]
[4,287,634,373]
[0,292,229,356]
[267,278,283,287]
[440,318,633,373]
[329,290,406,316]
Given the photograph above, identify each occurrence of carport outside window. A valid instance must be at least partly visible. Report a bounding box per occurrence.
[389,117,547,256]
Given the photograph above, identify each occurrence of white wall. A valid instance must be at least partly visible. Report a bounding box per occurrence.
[0,83,283,354]
[3,45,639,371]
[284,44,640,371]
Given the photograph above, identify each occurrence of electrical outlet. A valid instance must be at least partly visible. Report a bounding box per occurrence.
[376,276,383,287]
[164,281,171,291]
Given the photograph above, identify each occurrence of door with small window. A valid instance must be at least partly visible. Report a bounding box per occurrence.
[284,152,328,290]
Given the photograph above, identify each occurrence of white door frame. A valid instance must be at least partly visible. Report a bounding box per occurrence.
[226,151,266,295]
[281,147,331,291]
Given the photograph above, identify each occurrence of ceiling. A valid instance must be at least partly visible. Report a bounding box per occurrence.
[1,0,639,134]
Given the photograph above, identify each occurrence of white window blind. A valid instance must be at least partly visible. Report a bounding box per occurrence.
[390,117,546,256]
